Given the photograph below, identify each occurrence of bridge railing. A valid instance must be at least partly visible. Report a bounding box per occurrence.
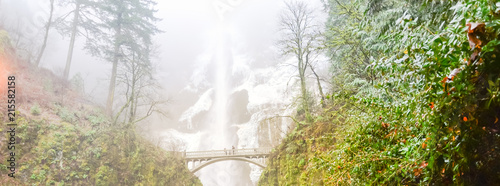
[184,147,273,159]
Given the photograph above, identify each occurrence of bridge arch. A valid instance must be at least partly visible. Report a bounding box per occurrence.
[191,157,266,173]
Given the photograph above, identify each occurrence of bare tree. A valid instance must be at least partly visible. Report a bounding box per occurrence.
[162,136,186,159]
[4,20,38,64]
[163,136,186,152]
[112,44,168,127]
[279,1,324,118]
[309,63,326,107]
[93,0,161,115]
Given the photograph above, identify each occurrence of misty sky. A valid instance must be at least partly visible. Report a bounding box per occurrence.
[156,0,284,95]
[0,0,326,106]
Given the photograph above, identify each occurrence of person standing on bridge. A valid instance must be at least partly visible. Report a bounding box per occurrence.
[232,146,235,155]
[224,148,227,155]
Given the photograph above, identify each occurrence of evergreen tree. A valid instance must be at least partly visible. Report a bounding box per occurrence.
[55,0,102,80]
[35,0,55,66]
[83,0,161,115]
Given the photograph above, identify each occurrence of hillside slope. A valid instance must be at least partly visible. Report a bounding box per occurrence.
[259,0,500,185]
[0,30,201,185]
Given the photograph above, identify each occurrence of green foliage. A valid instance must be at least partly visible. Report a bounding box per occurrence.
[0,29,11,55]
[70,73,85,93]
[30,103,41,116]
[259,121,337,185]
[86,113,108,127]
[1,113,201,185]
[54,104,75,123]
[85,0,161,60]
[0,164,7,171]
[285,142,299,154]
[95,165,117,185]
[261,0,500,185]
[43,78,53,93]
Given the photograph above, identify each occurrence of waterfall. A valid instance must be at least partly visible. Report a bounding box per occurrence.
[170,15,300,186]
[213,25,230,150]
[194,23,248,186]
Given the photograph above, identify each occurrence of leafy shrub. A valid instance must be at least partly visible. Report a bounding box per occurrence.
[30,104,41,116]
[43,79,53,93]
[54,104,75,123]
[70,73,85,93]
[7,115,201,185]
[87,114,108,127]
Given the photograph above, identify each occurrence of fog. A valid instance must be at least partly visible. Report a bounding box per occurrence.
[0,0,327,185]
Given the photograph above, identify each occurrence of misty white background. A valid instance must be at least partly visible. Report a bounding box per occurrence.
[0,0,327,185]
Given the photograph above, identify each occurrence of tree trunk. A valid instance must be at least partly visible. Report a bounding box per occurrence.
[63,1,80,80]
[298,50,310,117]
[128,59,137,123]
[300,75,309,114]
[267,120,274,146]
[106,12,122,115]
[107,59,118,115]
[35,0,54,66]
[309,63,325,107]
[132,91,139,121]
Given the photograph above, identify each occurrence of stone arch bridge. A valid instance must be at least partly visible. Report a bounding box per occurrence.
[182,147,272,173]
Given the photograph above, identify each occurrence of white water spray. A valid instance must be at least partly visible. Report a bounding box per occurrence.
[213,25,230,150]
